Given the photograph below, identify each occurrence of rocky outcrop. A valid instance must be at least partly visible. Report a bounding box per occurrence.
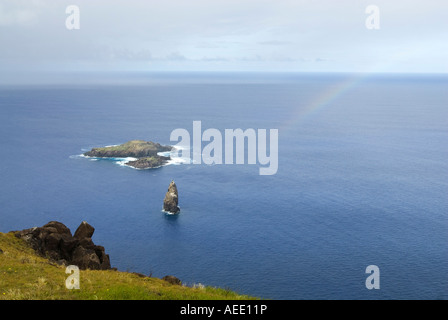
[84,140,172,169]
[14,221,111,270]
[125,156,170,169]
[163,180,180,214]
[162,275,182,286]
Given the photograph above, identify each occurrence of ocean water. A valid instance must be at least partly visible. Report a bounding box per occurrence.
[0,72,447,300]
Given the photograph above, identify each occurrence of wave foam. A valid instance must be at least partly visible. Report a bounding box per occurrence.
[164,146,193,165]
[116,157,138,166]
[162,207,181,215]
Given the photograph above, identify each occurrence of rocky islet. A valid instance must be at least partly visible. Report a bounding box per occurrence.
[83,140,172,169]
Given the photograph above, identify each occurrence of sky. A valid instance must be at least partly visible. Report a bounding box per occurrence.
[0,0,447,78]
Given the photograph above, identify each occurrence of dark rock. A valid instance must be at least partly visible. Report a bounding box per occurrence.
[42,227,59,234]
[56,259,68,266]
[78,237,95,250]
[15,227,46,256]
[0,248,3,254]
[132,272,148,278]
[47,250,61,261]
[163,180,180,214]
[93,245,105,257]
[93,245,111,270]
[43,221,72,236]
[162,275,182,286]
[125,156,170,169]
[14,221,111,270]
[100,253,111,270]
[71,246,101,270]
[59,234,79,261]
[45,232,62,252]
[74,221,95,239]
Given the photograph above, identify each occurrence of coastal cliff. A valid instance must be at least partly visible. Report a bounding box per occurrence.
[0,221,255,300]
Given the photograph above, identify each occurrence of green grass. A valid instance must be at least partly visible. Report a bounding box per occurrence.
[0,232,256,300]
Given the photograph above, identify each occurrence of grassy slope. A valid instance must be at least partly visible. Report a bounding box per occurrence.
[0,232,255,300]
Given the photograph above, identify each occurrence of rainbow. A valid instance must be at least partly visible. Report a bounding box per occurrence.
[280,72,370,131]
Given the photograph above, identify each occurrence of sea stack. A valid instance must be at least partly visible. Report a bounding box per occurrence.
[163,180,180,214]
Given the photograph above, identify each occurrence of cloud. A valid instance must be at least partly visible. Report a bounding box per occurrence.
[0,2,39,26]
[195,42,222,49]
[165,52,187,61]
[199,56,229,62]
[257,40,292,46]
[106,49,153,61]
[238,55,264,62]
[1,0,447,73]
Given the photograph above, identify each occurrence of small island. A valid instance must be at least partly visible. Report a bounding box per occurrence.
[84,140,173,169]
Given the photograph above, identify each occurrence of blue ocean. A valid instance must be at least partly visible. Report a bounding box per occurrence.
[0,72,447,299]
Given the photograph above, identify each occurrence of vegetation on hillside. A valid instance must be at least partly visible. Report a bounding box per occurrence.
[0,232,255,300]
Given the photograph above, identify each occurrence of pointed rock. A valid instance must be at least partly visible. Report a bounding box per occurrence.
[74,221,95,239]
[163,180,180,214]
